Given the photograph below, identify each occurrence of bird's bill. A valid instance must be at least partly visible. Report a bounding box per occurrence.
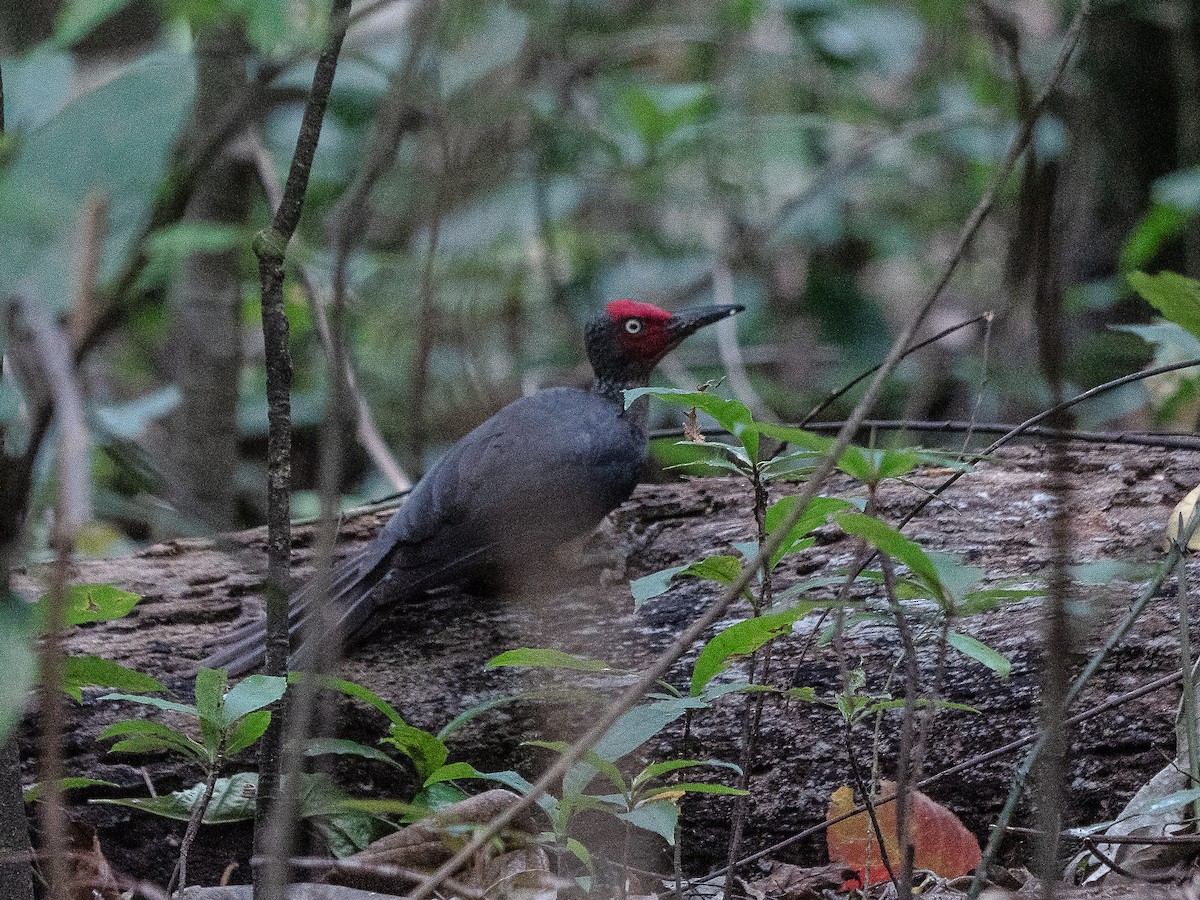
[665,303,745,348]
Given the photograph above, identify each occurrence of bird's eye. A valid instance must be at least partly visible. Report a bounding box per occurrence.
[624,319,643,334]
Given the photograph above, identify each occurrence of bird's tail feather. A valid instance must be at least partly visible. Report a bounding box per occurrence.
[198,552,380,677]
[199,543,496,677]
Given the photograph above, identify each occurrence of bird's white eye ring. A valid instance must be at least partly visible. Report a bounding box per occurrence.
[625,319,643,334]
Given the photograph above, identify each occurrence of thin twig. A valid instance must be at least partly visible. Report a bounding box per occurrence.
[1028,156,1070,899]
[20,289,91,900]
[253,3,353,898]
[168,764,219,895]
[960,312,994,456]
[0,53,35,900]
[1176,548,1199,829]
[881,553,919,898]
[842,727,900,890]
[800,314,990,427]
[1080,839,1158,883]
[721,462,776,899]
[249,136,412,492]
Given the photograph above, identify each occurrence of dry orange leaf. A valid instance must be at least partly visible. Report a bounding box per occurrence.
[826,781,981,886]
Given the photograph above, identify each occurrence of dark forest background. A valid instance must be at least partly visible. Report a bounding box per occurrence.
[2,0,1196,558]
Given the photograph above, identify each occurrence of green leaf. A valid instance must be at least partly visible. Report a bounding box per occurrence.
[667,442,753,475]
[193,667,227,725]
[682,555,745,587]
[294,674,405,729]
[135,222,246,293]
[630,566,688,609]
[221,674,287,727]
[422,761,483,785]
[1153,167,1200,212]
[764,495,851,566]
[690,604,820,696]
[925,552,985,607]
[1123,208,1190,272]
[785,686,819,703]
[304,738,403,770]
[486,648,623,673]
[759,449,820,481]
[0,51,195,317]
[528,740,629,795]
[422,762,535,796]
[46,584,141,627]
[24,777,118,803]
[615,799,679,844]
[834,445,875,483]
[875,448,921,480]
[91,772,259,824]
[0,599,40,742]
[1129,271,1200,342]
[619,83,715,154]
[642,782,749,798]
[312,809,390,859]
[105,736,195,756]
[562,697,706,798]
[699,681,778,702]
[99,693,198,717]
[52,0,137,48]
[632,758,742,788]
[412,781,468,813]
[61,655,163,702]
[749,422,834,453]
[224,710,272,756]
[960,587,1044,615]
[1145,787,1200,814]
[561,698,705,798]
[1069,559,1157,586]
[566,837,594,874]
[437,693,524,740]
[192,668,226,754]
[98,719,207,762]
[338,798,429,820]
[243,0,291,54]
[945,632,1011,677]
[836,511,946,604]
[0,50,74,132]
[382,723,448,782]
[658,441,751,477]
[626,388,758,462]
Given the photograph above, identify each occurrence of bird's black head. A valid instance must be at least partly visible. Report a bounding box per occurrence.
[585,299,744,398]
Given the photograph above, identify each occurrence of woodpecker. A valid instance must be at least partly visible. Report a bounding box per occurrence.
[202,299,744,674]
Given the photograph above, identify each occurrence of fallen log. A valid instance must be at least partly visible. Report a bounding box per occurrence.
[14,443,1200,889]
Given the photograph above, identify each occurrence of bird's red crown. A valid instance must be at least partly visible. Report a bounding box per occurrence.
[606,299,672,322]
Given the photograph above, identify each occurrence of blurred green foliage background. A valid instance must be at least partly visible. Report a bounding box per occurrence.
[1,0,1197,553]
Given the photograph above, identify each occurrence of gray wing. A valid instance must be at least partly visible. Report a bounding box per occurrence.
[199,388,644,674]
[357,387,645,583]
